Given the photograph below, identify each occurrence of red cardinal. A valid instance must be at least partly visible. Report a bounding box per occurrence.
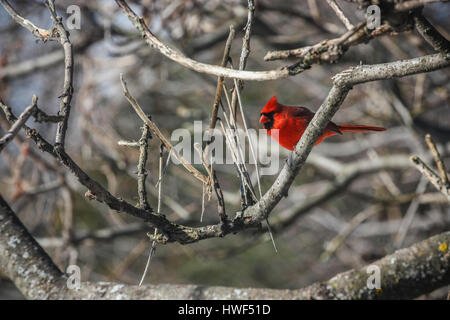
[260,95,386,150]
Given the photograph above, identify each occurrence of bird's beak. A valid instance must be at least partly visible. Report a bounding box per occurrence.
[260,114,269,124]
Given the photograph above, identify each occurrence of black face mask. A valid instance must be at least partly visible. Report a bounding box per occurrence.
[260,112,275,130]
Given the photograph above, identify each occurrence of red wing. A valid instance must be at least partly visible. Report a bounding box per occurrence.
[287,106,342,135]
[287,106,315,119]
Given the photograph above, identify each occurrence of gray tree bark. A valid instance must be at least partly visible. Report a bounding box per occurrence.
[1,194,449,299]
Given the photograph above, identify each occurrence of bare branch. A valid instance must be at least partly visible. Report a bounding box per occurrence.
[395,0,449,11]
[208,25,235,131]
[0,0,53,41]
[411,156,450,201]
[425,134,449,185]
[2,52,448,246]
[239,0,255,74]
[66,231,450,300]
[117,140,140,147]
[37,223,148,248]
[229,0,256,119]
[1,197,448,299]
[115,0,292,81]
[0,50,64,79]
[321,205,382,262]
[394,176,429,248]
[119,74,209,185]
[414,13,450,54]
[204,25,235,223]
[0,98,56,156]
[33,108,65,123]
[326,0,354,30]
[137,124,152,211]
[264,22,397,62]
[0,193,64,299]
[0,96,37,153]
[332,53,449,85]
[45,0,74,148]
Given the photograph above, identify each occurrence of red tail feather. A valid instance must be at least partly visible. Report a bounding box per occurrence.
[338,125,386,133]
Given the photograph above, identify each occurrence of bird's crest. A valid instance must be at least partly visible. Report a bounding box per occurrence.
[261,95,282,114]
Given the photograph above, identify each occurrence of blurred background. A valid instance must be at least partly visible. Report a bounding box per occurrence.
[0,0,449,299]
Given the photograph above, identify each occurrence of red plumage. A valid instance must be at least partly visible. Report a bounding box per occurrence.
[260,95,386,151]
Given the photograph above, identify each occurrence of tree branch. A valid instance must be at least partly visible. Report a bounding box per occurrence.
[0,193,65,299]
[205,26,235,223]
[410,134,450,201]
[119,74,209,185]
[1,198,448,300]
[410,156,450,200]
[0,0,53,41]
[45,0,74,148]
[414,13,450,54]
[395,0,449,11]
[137,124,152,211]
[425,134,449,186]
[264,22,396,62]
[326,0,354,30]
[0,98,56,156]
[2,0,449,246]
[115,0,294,81]
[1,53,448,245]
[0,96,37,153]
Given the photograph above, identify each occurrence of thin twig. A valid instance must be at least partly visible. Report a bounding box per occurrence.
[193,143,213,222]
[414,13,450,54]
[219,87,256,204]
[139,144,164,286]
[202,26,234,223]
[0,99,56,156]
[137,124,152,210]
[394,176,429,247]
[213,171,227,223]
[230,0,255,121]
[326,0,354,30]
[233,79,262,198]
[33,108,65,123]
[0,0,53,41]
[265,218,278,254]
[259,1,339,35]
[118,140,140,147]
[321,205,382,261]
[0,96,37,153]
[115,0,293,81]
[410,156,450,201]
[45,0,74,148]
[194,143,213,185]
[395,0,448,11]
[425,134,449,186]
[120,74,208,185]
[264,22,393,61]
[219,91,257,205]
[208,25,235,131]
